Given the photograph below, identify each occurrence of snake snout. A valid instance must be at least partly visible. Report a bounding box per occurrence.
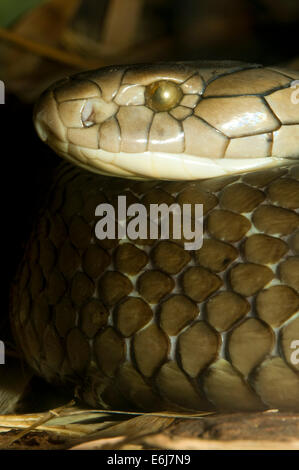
[33,88,67,145]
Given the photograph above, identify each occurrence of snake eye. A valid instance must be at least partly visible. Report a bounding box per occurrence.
[145,80,183,112]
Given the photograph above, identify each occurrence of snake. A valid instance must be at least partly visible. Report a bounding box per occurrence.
[10,61,299,412]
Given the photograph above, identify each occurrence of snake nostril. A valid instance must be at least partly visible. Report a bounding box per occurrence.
[82,99,95,127]
[81,98,118,127]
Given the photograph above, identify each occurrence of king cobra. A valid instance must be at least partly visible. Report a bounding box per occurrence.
[10,61,299,412]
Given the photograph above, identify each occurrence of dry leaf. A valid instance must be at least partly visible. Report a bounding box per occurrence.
[69,414,175,449]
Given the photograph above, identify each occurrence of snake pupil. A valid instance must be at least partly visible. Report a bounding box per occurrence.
[145,80,183,112]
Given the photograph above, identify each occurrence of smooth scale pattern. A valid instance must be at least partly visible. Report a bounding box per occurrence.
[10,163,299,412]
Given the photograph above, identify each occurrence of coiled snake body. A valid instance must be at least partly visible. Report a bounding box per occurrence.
[11,61,299,412]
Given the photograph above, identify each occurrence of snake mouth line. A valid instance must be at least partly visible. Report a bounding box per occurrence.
[49,139,290,180]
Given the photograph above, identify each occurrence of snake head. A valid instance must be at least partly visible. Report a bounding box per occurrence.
[34,62,299,180]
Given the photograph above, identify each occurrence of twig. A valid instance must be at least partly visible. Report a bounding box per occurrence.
[0,400,75,448]
[0,27,101,69]
[101,0,144,50]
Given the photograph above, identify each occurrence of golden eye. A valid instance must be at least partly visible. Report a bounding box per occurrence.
[145,80,183,112]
